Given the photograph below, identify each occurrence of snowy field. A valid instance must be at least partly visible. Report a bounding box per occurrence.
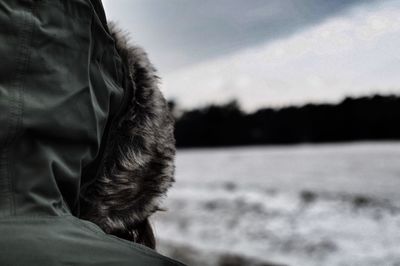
[154,142,400,266]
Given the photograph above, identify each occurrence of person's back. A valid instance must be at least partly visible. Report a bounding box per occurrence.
[0,0,183,265]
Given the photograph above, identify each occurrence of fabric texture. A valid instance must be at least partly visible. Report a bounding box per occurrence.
[0,0,183,265]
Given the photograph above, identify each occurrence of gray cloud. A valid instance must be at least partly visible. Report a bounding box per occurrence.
[103,0,377,73]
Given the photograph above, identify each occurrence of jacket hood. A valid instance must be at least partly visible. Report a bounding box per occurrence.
[0,0,175,225]
[79,23,176,238]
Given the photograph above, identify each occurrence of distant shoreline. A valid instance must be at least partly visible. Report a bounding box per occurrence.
[176,139,400,150]
[172,94,400,148]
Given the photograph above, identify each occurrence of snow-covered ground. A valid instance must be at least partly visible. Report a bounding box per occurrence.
[154,142,400,266]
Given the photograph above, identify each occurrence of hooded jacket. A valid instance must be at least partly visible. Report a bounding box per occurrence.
[0,0,183,265]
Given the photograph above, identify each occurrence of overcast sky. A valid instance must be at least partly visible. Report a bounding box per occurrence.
[103,0,400,111]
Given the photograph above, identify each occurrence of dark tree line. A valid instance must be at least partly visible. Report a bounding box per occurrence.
[171,95,400,148]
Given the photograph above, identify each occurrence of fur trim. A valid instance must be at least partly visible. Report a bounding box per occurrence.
[79,22,176,242]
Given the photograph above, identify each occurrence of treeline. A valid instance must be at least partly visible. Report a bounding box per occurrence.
[171,94,400,148]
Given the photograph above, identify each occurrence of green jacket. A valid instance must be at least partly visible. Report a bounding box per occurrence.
[0,0,184,265]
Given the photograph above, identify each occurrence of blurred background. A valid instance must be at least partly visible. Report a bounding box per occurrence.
[103,1,400,265]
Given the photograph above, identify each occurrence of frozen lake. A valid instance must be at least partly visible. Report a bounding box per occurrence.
[154,142,400,266]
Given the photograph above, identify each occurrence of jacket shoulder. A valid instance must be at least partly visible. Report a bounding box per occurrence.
[0,216,186,266]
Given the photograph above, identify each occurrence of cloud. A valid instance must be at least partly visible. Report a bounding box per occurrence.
[102,0,375,72]
[161,0,400,112]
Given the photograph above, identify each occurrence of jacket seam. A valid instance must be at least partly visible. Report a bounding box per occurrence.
[0,214,71,221]
[3,2,36,216]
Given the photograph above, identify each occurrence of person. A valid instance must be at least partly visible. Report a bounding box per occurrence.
[0,0,185,265]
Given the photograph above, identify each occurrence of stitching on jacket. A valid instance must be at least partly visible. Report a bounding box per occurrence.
[0,1,35,216]
[0,5,22,217]
[0,214,71,221]
[9,1,38,216]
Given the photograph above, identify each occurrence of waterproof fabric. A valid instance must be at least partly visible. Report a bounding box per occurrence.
[0,0,183,265]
